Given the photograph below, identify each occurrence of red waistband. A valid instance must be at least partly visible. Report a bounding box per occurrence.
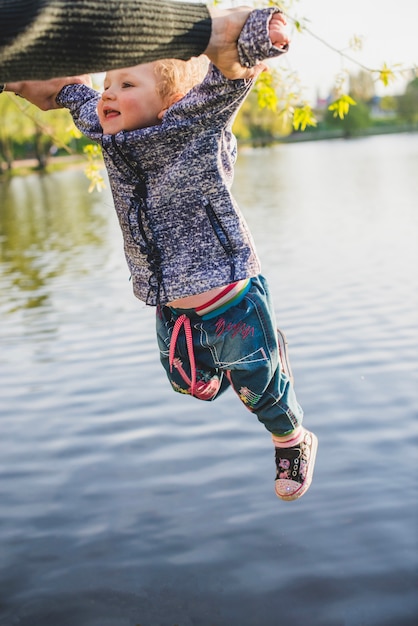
[194,281,240,313]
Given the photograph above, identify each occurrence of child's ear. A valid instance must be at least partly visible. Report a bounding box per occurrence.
[157,92,184,120]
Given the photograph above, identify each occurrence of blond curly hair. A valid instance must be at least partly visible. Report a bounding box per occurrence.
[154,56,209,103]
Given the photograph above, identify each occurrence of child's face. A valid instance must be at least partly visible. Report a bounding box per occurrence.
[97,63,165,134]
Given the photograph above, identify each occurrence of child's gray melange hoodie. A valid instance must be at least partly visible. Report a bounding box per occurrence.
[57,8,287,305]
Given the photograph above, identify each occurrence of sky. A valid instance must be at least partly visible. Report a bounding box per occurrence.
[219,0,417,102]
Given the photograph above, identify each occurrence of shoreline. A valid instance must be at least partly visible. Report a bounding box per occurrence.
[0,154,87,178]
[239,123,417,147]
[2,126,416,178]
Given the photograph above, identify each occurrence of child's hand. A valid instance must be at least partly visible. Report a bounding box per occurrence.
[5,75,92,110]
[269,11,290,50]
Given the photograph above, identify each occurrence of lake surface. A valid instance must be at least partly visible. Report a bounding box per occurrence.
[0,134,417,626]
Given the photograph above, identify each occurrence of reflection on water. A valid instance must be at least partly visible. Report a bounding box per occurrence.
[0,135,417,626]
[0,170,109,312]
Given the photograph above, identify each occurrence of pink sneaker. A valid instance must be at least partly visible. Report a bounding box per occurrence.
[274,428,318,501]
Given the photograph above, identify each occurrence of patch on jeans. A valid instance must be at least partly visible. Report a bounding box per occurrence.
[239,386,262,407]
[172,381,191,395]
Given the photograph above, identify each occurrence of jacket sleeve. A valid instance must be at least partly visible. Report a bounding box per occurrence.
[56,84,103,141]
[237,6,288,67]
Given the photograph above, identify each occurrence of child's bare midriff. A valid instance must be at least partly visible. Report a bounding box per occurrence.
[167,283,232,309]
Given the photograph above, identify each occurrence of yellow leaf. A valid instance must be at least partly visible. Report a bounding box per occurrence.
[255,72,279,112]
[292,105,317,131]
[328,95,357,119]
[377,63,396,87]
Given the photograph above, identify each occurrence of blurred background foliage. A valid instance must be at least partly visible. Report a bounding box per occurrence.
[1,0,417,182]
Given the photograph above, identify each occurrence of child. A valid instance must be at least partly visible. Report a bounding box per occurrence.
[6,8,317,501]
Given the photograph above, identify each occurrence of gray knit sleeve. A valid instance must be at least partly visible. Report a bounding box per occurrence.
[0,0,211,82]
[237,7,288,68]
[56,84,103,141]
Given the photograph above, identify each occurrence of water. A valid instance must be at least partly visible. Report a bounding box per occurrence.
[0,134,417,626]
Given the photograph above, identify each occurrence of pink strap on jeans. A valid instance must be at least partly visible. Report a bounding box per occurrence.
[169,314,197,396]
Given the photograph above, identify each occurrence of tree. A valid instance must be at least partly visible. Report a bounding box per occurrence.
[397,77,418,124]
[0,94,34,170]
[349,70,375,103]
[1,0,414,175]
[0,93,81,171]
[324,99,370,137]
[233,71,295,140]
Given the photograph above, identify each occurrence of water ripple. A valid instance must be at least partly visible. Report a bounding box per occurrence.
[1,135,417,625]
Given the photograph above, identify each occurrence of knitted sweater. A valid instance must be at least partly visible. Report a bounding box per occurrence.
[56,8,286,306]
[1,0,211,81]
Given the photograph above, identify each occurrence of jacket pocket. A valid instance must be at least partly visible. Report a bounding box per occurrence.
[203,198,236,282]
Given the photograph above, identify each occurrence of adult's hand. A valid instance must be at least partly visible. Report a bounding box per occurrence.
[205,6,290,79]
[5,75,91,110]
[205,6,256,79]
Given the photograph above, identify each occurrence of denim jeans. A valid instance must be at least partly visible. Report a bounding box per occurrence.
[156,274,303,435]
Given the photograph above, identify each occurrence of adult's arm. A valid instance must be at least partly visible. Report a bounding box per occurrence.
[0,0,212,82]
[4,6,288,111]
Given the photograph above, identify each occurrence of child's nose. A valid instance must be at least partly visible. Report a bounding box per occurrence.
[102,88,116,101]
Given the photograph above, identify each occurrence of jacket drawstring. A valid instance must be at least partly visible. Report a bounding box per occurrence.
[169,314,197,397]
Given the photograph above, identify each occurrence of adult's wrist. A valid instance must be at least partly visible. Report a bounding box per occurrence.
[204,6,257,80]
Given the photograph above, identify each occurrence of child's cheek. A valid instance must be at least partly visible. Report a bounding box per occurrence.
[97,103,104,125]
